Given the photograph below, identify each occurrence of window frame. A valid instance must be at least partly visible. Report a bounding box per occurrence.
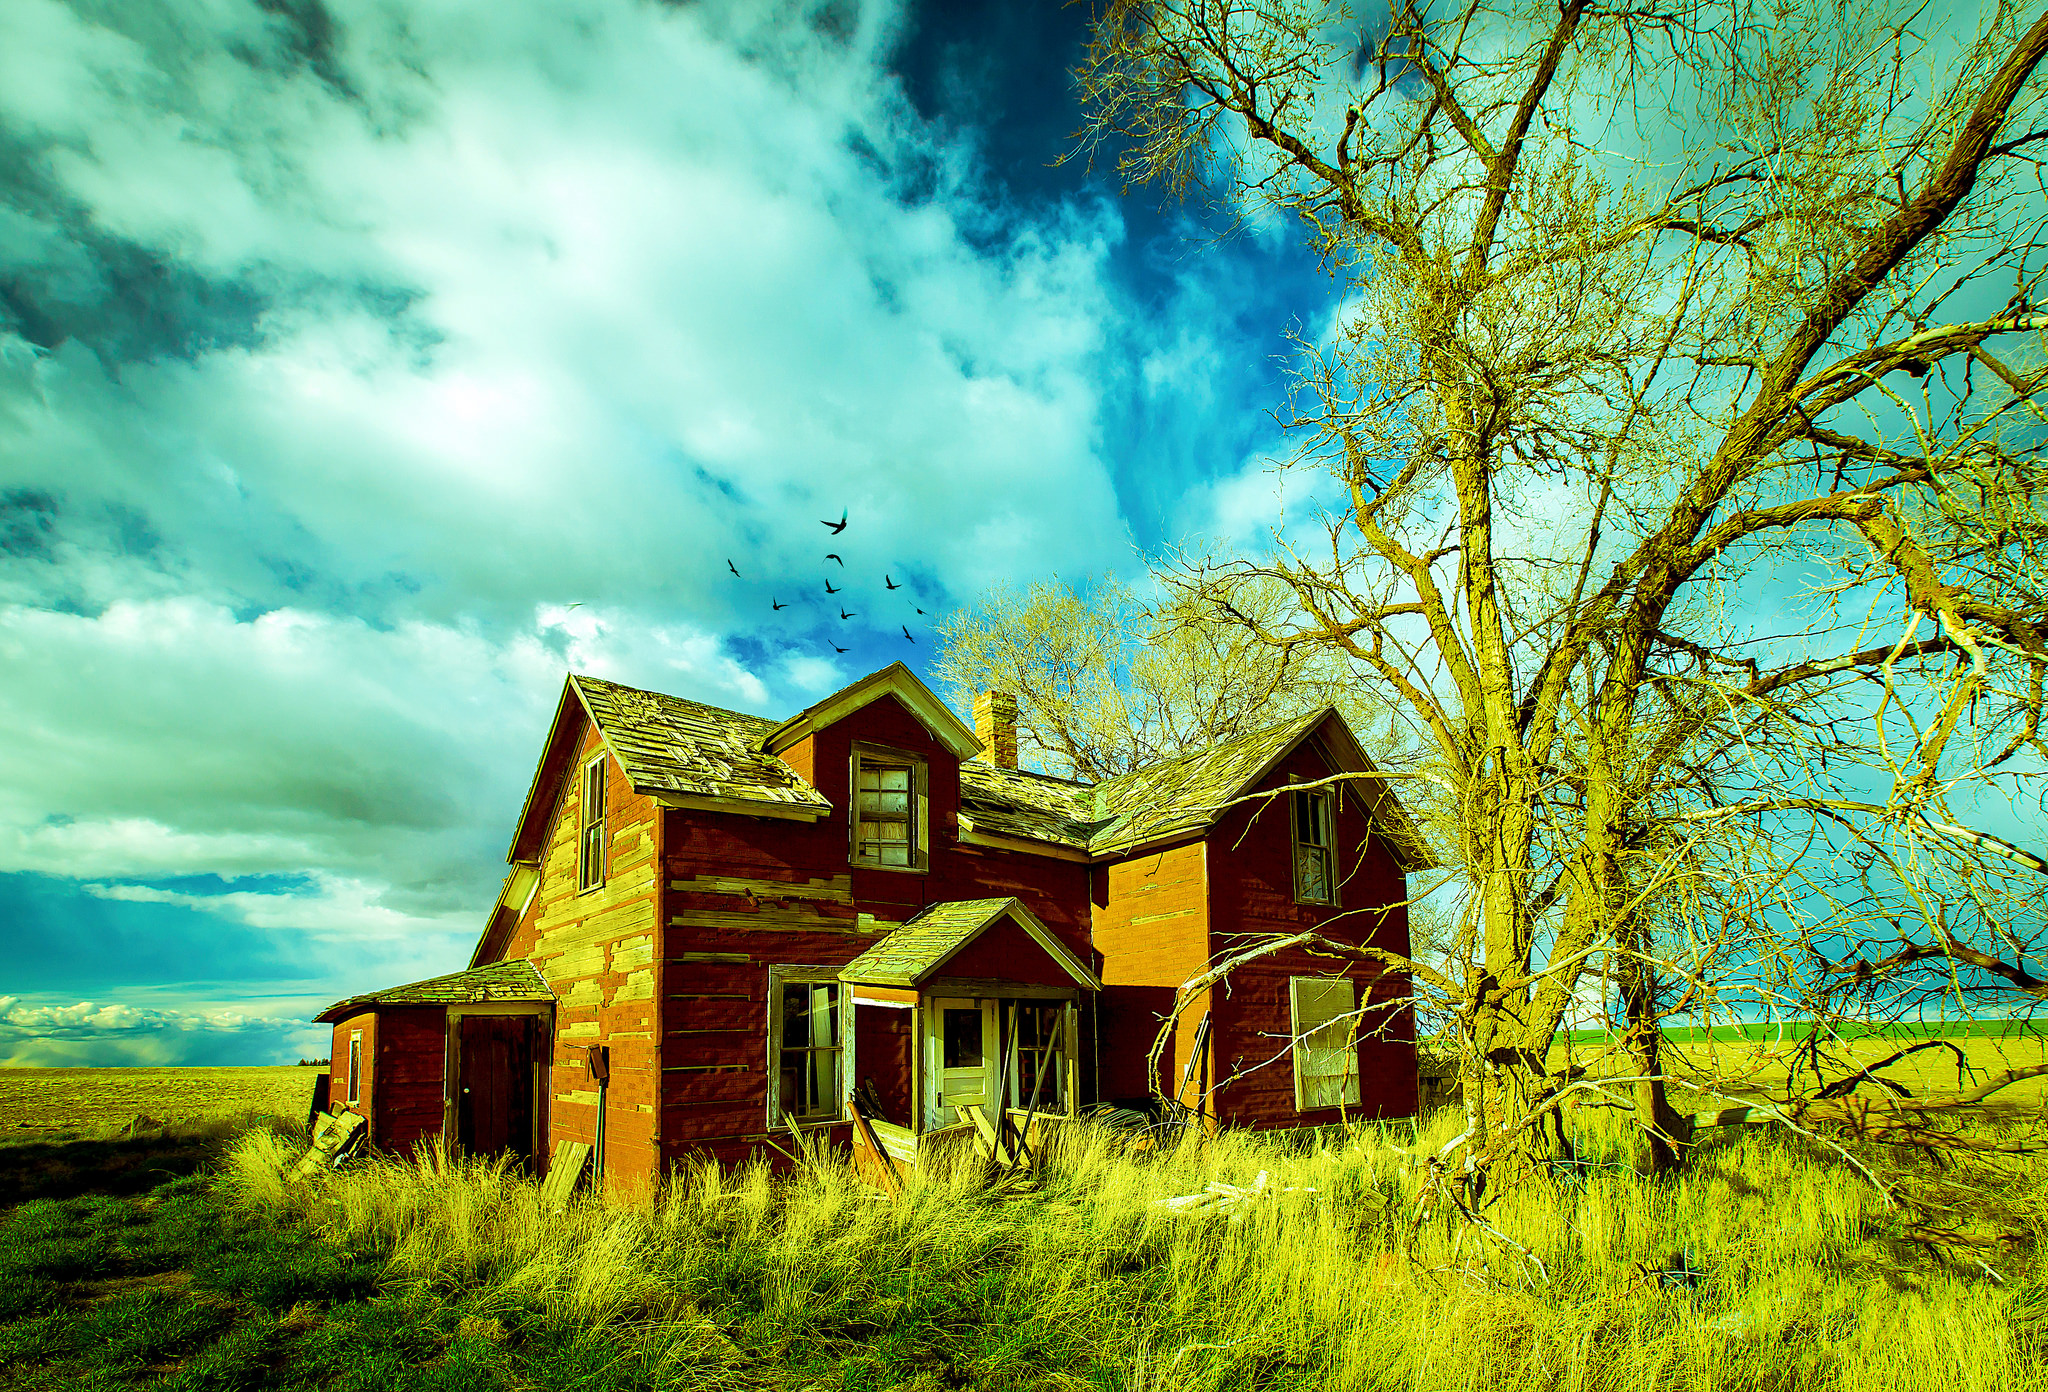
[1290,786,1339,906]
[346,1031,362,1105]
[848,741,930,874]
[1289,976,1362,1112]
[576,753,608,893]
[766,965,845,1126]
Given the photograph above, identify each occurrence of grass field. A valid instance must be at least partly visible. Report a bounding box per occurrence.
[0,1068,325,1143]
[2,1103,2043,1391]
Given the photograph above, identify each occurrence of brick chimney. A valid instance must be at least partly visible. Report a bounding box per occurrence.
[974,690,1018,769]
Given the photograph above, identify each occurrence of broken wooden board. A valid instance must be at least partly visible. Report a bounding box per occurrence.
[292,1109,366,1180]
[540,1140,592,1212]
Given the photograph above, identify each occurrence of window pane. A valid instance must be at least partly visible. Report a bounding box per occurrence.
[809,985,837,1047]
[1295,844,1330,901]
[859,767,911,792]
[781,984,809,1049]
[943,1008,983,1068]
[1295,790,1326,847]
[585,760,606,823]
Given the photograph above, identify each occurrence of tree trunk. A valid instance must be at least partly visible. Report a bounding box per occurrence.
[1456,1004,1576,1192]
[1618,950,1691,1174]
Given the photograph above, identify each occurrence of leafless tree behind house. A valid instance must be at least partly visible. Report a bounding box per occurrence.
[1073,0,2048,1180]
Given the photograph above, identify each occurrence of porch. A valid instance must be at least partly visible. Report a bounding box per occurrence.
[833,897,1101,1186]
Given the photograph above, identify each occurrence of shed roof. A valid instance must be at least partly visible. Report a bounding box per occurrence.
[838,897,1100,991]
[315,959,554,1024]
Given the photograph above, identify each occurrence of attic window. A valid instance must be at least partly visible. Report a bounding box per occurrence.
[1292,787,1337,905]
[850,743,928,872]
[577,755,608,892]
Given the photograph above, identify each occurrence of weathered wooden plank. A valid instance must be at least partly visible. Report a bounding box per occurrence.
[669,874,853,903]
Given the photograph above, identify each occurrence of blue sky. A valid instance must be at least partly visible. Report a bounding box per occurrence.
[0,0,1347,1064]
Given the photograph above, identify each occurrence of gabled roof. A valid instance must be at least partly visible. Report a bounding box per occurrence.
[838,897,1101,990]
[1084,708,1433,868]
[315,959,553,1024]
[760,662,981,759]
[506,674,832,862]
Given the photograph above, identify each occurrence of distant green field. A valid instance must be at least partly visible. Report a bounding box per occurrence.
[0,1067,325,1142]
[1564,1018,2048,1045]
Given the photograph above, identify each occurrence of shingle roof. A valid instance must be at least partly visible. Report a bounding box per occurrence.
[574,675,831,813]
[527,673,1426,867]
[839,898,1018,987]
[838,897,1098,989]
[957,762,1099,850]
[314,959,553,1023]
[1085,708,1331,856]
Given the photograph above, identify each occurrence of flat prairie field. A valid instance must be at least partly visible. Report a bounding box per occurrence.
[0,1066,324,1141]
[1549,1030,2048,1109]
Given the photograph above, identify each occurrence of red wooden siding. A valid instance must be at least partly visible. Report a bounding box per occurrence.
[1090,842,1212,1108]
[1202,723,1417,1127]
[658,693,1095,1169]
[330,1013,375,1132]
[494,712,662,1190]
[326,1007,446,1154]
[852,1004,914,1128]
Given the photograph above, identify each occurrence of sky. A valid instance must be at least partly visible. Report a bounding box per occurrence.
[0,0,1346,1065]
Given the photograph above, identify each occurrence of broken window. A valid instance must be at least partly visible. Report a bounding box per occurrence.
[1289,976,1360,1111]
[1008,1002,1069,1113]
[850,745,926,871]
[347,1032,362,1104]
[577,755,607,892]
[771,972,842,1123]
[1292,787,1336,904]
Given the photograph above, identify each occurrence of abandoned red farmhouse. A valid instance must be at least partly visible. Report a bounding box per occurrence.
[316,663,1428,1189]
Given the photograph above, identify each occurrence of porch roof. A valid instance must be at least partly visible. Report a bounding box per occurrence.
[314,959,554,1024]
[838,897,1100,991]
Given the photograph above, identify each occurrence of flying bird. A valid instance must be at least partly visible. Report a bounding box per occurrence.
[839,607,856,620]
[902,626,915,642]
[914,606,927,615]
[884,575,900,590]
[825,553,844,566]
[771,598,787,611]
[832,643,848,653]
[822,509,847,534]
[726,559,741,577]
[824,579,840,594]
[565,602,583,610]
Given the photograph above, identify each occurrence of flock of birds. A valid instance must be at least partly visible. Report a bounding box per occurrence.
[727,509,926,655]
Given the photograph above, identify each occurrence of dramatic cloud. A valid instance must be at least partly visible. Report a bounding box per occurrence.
[0,0,1337,1062]
[0,993,324,1067]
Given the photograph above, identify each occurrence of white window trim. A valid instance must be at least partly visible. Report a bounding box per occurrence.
[766,965,846,1126]
[1289,976,1362,1112]
[1290,786,1339,906]
[848,741,930,874]
[577,753,608,893]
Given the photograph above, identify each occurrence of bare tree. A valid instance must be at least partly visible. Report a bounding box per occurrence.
[933,572,1402,778]
[1075,0,2048,1180]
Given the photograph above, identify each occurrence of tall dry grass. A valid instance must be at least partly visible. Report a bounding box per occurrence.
[218,1107,2048,1391]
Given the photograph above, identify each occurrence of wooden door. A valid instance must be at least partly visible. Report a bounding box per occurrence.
[456,1014,537,1166]
[924,998,995,1129]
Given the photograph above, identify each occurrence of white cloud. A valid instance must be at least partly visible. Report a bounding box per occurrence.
[0,992,322,1067]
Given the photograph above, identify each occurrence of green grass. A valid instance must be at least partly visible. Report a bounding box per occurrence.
[3,1107,2047,1391]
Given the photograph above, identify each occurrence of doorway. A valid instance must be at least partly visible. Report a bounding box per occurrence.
[455,1014,539,1167]
[924,998,995,1129]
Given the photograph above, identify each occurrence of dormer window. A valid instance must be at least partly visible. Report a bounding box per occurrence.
[850,742,928,872]
[577,754,608,892]
[1292,787,1337,905]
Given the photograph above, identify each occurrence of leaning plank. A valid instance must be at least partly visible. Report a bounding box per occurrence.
[292,1109,366,1180]
[540,1140,592,1213]
[849,1109,903,1195]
